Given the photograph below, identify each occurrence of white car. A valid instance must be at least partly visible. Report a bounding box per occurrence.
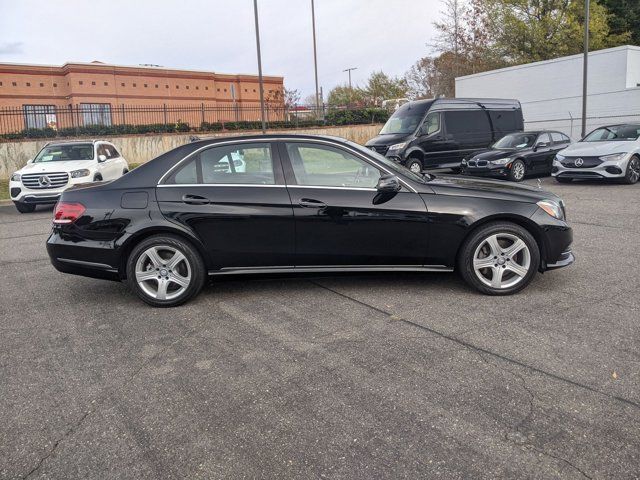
[552,124,640,184]
[9,140,129,213]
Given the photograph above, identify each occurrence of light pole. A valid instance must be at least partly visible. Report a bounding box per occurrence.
[581,0,590,138]
[253,0,266,134]
[311,0,320,116]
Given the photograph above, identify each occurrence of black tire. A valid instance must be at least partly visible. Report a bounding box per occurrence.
[126,234,206,307]
[450,167,462,174]
[508,159,526,182]
[406,158,423,174]
[93,173,103,182]
[14,202,36,213]
[457,221,540,296]
[555,177,572,184]
[621,155,640,185]
[122,169,129,175]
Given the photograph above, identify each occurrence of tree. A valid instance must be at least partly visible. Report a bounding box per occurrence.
[599,0,639,45]
[283,88,301,108]
[362,71,408,106]
[327,85,366,106]
[486,0,629,63]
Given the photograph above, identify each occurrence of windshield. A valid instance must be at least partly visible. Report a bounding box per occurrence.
[33,144,95,163]
[347,140,427,184]
[582,125,640,142]
[379,103,429,135]
[493,133,537,149]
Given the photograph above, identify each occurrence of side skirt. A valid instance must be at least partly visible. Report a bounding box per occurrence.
[209,265,453,276]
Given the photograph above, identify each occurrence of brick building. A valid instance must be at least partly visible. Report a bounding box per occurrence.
[0,61,284,132]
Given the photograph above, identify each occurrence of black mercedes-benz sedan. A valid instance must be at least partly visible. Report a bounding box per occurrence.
[461,131,571,182]
[46,134,574,307]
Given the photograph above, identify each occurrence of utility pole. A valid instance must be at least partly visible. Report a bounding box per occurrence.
[311,0,320,116]
[581,0,590,138]
[343,67,358,89]
[253,0,266,134]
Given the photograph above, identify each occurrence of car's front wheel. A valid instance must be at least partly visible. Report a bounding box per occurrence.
[406,158,423,174]
[622,155,640,184]
[126,234,206,307]
[458,222,540,295]
[14,201,36,213]
[508,159,526,182]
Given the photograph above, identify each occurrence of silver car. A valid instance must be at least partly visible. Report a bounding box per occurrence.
[552,124,640,184]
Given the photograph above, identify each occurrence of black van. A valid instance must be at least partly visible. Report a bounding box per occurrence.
[365,98,524,173]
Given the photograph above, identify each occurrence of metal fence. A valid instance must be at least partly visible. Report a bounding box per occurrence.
[0,103,386,139]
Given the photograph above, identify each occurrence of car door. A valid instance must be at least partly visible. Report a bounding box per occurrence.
[280,140,430,267]
[156,141,295,269]
[105,143,127,177]
[95,143,119,180]
[530,133,554,173]
[416,111,454,168]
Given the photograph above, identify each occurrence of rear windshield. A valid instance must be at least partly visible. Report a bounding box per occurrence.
[379,102,429,135]
[582,125,640,142]
[33,144,95,162]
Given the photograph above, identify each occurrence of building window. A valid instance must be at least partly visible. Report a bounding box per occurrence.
[205,86,208,90]
[12,82,17,86]
[79,81,84,85]
[39,83,44,87]
[23,105,56,129]
[53,83,57,87]
[176,85,180,89]
[91,81,96,85]
[195,86,199,90]
[80,103,112,126]
[245,89,248,92]
[165,84,169,89]
[133,83,137,87]
[253,89,256,92]
[217,88,220,92]
[104,82,108,86]
[186,85,189,90]
[144,84,148,88]
[0,82,3,86]
[121,83,125,87]
[155,84,159,88]
[26,82,31,87]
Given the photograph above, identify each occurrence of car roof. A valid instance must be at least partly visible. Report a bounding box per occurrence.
[43,139,102,147]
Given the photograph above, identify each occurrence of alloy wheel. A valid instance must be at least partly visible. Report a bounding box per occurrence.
[473,233,531,289]
[512,162,525,181]
[409,162,421,173]
[628,157,640,183]
[135,245,192,300]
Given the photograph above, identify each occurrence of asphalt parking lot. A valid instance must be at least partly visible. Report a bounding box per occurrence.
[1,176,639,479]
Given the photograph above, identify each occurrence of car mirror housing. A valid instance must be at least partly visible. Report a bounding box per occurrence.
[376,174,402,192]
[98,154,107,162]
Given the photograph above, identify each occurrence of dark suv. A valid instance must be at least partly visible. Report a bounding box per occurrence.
[365,98,524,173]
[461,131,572,182]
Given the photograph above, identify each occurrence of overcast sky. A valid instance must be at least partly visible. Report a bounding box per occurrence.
[0,0,440,98]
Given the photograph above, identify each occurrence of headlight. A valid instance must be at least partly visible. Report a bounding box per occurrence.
[599,153,628,162]
[555,153,565,161]
[70,169,91,178]
[490,157,511,165]
[537,200,564,220]
[10,173,21,182]
[461,158,467,165]
[388,142,407,151]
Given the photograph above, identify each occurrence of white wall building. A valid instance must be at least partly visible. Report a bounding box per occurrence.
[455,45,640,139]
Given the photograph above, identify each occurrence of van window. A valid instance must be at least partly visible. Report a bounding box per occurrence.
[379,102,430,135]
[489,110,520,134]
[444,110,492,146]
[421,112,440,135]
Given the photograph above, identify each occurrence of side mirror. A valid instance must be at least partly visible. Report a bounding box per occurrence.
[376,174,401,192]
[98,154,107,162]
[534,142,549,151]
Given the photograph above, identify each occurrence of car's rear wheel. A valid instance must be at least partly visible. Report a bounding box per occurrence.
[508,159,526,182]
[555,177,572,183]
[14,201,36,213]
[621,155,640,184]
[458,222,540,295]
[126,234,206,307]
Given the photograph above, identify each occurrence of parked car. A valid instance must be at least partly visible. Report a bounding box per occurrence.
[365,98,524,173]
[46,134,573,307]
[461,131,571,182]
[552,124,640,184]
[9,140,129,213]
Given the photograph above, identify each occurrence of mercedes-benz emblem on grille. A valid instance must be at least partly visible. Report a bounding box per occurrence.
[574,158,584,167]
[38,175,51,187]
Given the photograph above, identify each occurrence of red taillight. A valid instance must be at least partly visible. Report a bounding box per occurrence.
[53,202,86,225]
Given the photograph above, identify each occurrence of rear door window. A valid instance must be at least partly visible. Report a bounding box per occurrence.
[444,110,492,146]
[551,132,570,145]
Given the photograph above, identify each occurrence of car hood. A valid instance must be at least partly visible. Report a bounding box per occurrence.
[427,174,558,203]
[17,161,95,174]
[470,148,525,161]
[560,141,637,157]
[365,133,411,147]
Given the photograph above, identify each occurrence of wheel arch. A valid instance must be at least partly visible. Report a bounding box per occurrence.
[117,224,210,279]
[455,214,547,271]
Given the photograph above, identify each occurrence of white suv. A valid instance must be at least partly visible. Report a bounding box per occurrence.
[10,140,129,213]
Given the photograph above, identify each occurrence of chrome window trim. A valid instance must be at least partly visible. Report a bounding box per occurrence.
[286,185,377,191]
[157,183,285,188]
[157,137,418,193]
